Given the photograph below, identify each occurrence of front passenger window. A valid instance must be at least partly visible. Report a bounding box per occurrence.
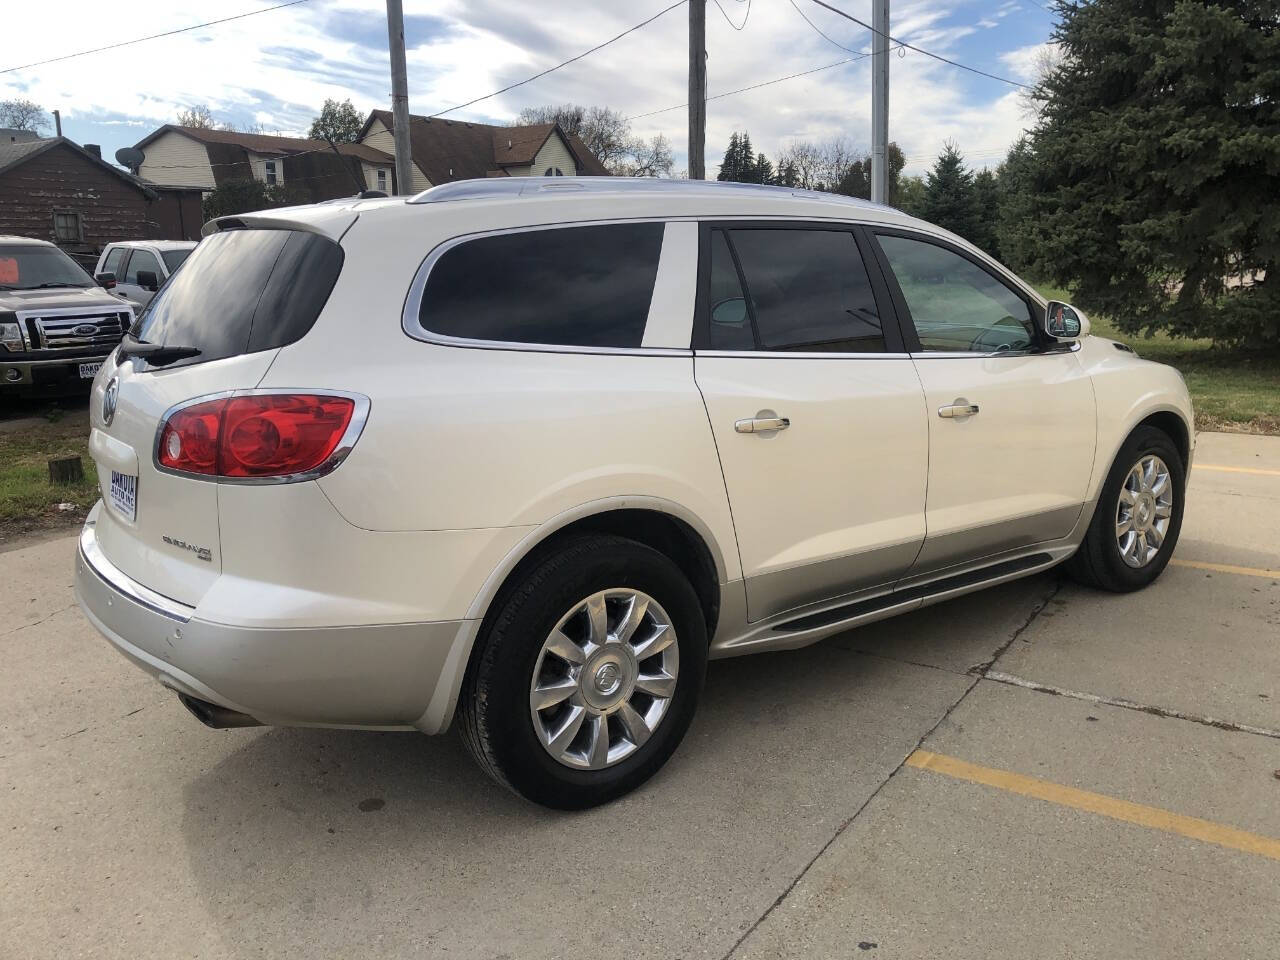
[876,234,1035,353]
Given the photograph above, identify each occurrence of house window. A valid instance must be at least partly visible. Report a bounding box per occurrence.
[264,160,278,185]
[543,167,564,176]
[376,169,387,191]
[52,211,83,243]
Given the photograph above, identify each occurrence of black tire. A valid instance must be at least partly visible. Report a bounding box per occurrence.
[458,534,707,810]
[1065,424,1186,592]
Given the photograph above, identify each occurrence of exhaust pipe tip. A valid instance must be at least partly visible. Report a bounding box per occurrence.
[177,692,263,729]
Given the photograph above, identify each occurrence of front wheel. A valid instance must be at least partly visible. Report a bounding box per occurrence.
[1066,425,1186,592]
[458,534,707,809]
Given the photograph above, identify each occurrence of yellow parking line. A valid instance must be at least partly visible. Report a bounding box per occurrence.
[1171,558,1279,580]
[1196,463,1280,477]
[906,750,1280,862]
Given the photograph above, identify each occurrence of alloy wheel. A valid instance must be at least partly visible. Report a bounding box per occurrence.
[1115,454,1173,568]
[529,589,679,770]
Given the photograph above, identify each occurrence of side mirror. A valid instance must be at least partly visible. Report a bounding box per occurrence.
[135,270,160,293]
[711,297,748,328]
[1044,300,1089,340]
[95,271,116,290]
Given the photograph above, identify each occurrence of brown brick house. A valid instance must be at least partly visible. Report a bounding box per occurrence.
[0,137,203,264]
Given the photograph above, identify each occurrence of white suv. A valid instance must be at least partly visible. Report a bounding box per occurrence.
[76,179,1193,808]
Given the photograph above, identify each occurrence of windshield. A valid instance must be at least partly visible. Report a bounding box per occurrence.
[161,249,192,273]
[0,244,93,290]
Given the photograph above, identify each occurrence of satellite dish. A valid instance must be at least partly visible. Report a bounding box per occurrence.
[115,147,145,174]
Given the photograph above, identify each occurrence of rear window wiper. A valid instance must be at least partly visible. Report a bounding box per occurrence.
[117,334,201,365]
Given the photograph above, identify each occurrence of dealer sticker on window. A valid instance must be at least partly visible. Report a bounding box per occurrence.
[109,471,137,522]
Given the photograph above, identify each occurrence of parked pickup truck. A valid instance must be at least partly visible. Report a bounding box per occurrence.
[93,240,197,309]
[1,236,134,394]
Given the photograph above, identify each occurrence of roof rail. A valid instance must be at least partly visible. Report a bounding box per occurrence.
[406,176,889,211]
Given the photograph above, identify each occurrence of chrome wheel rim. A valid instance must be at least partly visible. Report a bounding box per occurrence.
[1115,454,1173,568]
[529,589,679,770]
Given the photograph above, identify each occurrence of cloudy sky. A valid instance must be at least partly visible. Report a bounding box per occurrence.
[1,0,1053,176]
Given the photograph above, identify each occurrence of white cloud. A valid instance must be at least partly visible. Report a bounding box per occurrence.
[1,0,1046,176]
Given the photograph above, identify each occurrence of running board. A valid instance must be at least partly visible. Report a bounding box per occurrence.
[709,550,1061,659]
[776,552,1054,633]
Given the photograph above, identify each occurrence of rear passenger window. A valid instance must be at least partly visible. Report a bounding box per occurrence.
[706,228,885,353]
[419,223,664,348]
[101,247,125,277]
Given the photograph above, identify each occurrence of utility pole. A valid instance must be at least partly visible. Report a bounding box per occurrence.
[870,0,889,204]
[688,0,706,180]
[385,0,414,195]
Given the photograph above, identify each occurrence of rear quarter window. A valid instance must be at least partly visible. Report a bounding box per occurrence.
[417,222,664,348]
[133,229,343,367]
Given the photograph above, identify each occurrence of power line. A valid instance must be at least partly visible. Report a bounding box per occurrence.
[806,0,1033,89]
[711,0,751,31]
[428,0,689,119]
[625,53,873,122]
[0,0,312,75]
[787,0,866,55]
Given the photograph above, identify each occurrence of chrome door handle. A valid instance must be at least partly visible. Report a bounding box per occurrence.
[938,400,980,419]
[735,416,790,434]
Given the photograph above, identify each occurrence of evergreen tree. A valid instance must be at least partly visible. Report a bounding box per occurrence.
[994,138,1039,274]
[738,132,757,183]
[717,132,742,181]
[1013,0,1280,349]
[754,152,775,185]
[969,169,1001,258]
[921,142,981,242]
[775,158,799,188]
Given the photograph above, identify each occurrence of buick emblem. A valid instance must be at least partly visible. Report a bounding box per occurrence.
[102,376,119,426]
[72,323,99,337]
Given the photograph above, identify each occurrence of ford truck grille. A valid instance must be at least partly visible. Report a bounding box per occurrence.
[22,311,130,351]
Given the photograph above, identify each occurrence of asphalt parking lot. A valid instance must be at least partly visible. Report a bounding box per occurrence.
[2,431,1277,960]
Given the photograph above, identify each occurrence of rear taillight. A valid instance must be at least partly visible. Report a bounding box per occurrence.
[157,393,363,480]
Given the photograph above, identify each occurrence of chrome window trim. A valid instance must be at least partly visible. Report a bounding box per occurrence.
[402,218,691,357]
[79,520,194,623]
[151,388,371,486]
[907,341,1082,360]
[696,350,911,360]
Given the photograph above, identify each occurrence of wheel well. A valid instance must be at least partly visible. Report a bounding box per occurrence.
[1138,411,1191,467]
[485,509,721,639]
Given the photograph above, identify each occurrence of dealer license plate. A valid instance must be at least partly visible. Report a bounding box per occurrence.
[109,471,137,522]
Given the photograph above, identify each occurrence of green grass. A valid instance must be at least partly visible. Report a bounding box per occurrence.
[0,416,97,529]
[1032,283,1280,434]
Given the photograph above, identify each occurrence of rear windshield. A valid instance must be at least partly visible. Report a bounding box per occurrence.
[133,229,342,367]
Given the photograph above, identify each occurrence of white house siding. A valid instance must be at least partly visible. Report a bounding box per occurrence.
[362,161,392,193]
[361,118,431,192]
[137,131,216,190]
[247,152,284,185]
[529,132,578,177]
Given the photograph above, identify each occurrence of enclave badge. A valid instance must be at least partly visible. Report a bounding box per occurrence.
[102,376,119,426]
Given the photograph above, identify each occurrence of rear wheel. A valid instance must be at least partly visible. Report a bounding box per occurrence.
[1066,425,1185,592]
[458,534,707,809]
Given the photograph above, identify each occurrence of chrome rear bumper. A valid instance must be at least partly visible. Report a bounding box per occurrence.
[75,516,466,731]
